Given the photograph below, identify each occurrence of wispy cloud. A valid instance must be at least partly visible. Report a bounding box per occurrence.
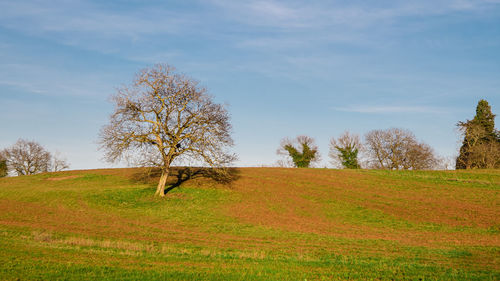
[334,105,448,114]
[217,0,500,59]
[210,0,306,28]
[126,51,183,65]
[210,0,499,30]
[2,0,498,59]
[0,1,195,45]
[0,63,116,98]
[249,1,299,20]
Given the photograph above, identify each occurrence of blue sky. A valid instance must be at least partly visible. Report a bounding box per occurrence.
[1,0,499,169]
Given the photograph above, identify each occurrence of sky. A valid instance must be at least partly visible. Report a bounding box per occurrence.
[1,0,499,169]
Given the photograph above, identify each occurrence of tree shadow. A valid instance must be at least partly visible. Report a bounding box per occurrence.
[131,167,241,195]
[164,167,203,194]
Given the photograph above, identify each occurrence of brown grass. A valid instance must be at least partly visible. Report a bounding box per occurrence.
[225,168,500,249]
[46,175,82,181]
[0,167,499,271]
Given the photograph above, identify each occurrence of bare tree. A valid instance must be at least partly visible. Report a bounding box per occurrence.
[402,141,440,170]
[51,152,70,172]
[364,128,439,170]
[2,139,52,176]
[99,64,236,197]
[277,135,320,168]
[329,131,362,169]
[275,159,294,168]
[468,142,500,169]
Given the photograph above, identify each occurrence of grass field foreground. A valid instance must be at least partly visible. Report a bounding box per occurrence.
[0,167,499,280]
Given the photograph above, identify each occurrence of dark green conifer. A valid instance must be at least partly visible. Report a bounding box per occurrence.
[473,99,496,141]
[456,99,498,169]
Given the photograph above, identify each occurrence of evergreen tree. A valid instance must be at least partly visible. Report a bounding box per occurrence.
[474,99,496,141]
[456,99,499,169]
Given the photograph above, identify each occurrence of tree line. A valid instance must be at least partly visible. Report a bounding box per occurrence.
[277,128,440,170]
[278,99,499,170]
[0,139,69,176]
[1,64,498,197]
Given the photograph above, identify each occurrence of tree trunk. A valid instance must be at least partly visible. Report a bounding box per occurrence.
[155,169,169,197]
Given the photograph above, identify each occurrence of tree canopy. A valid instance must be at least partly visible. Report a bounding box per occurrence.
[0,158,7,177]
[99,64,236,196]
[329,131,362,169]
[364,128,439,170]
[277,136,320,168]
[456,99,499,169]
[1,139,69,176]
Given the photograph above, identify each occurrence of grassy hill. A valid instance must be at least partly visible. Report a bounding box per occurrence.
[0,167,498,280]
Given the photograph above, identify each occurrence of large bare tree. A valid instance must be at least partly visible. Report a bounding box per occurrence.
[1,139,69,176]
[99,64,236,197]
[364,128,439,170]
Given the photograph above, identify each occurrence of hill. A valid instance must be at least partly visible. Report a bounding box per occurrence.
[0,168,499,280]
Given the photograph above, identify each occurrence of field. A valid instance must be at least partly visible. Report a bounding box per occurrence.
[0,167,499,280]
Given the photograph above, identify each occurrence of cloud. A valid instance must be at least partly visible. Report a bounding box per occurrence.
[0,0,195,44]
[249,1,299,20]
[2,0,498,58]
[212,0,500,58]
[334,105,447,114]
[210,0,500,30]
[0,63,116,98]
[126,51,183,64]
[235,37,308,50]
[209,0,307,28]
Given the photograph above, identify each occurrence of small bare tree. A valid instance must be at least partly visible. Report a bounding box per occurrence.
[2,139,52,176]
[329,131,362,169]
[99,64,236,197]
[277,135,320,168]
[51,152,70,172]
[364,128,439,170]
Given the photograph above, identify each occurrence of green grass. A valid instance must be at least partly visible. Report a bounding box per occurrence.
[0,168,498,280]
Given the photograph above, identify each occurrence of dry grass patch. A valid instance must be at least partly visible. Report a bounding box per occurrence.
[46,175,82,181]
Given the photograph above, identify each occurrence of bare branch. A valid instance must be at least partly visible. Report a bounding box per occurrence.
[99,63,236,196]
[329,131,362,169]
[364,128,440,170]
[1,139,69,176]
[277,135,320,168]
